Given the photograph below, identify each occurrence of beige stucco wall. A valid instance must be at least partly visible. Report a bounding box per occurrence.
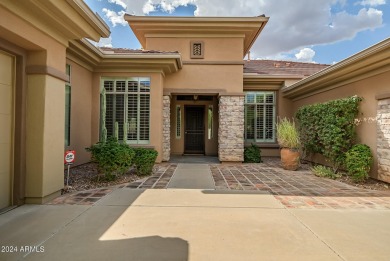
[65,59,93,165]
[149,37,244,93]
[146,37,244,61]
[0,4,92,203]
[91,72,165,162]
[165,65,243,93]
[25,74,65,202]
[291,71,390,179]
[170,97,219,156]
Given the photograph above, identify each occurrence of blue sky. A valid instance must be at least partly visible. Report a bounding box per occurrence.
[85,0,389,64]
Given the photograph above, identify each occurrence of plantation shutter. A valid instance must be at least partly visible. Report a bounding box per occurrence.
[102,78,151,144]
[245,92,276,142]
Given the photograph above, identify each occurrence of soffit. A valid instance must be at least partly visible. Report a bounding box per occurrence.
[67,39,182,75]
[125,15,269,57]
[244,74,304,89]
[0,0,109,46]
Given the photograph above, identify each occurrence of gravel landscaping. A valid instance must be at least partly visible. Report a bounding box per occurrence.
[62,162,142,193]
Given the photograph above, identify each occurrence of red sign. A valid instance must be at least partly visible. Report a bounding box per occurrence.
[64,150,76,165]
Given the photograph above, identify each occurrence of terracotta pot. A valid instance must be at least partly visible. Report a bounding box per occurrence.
[280,148,300,171]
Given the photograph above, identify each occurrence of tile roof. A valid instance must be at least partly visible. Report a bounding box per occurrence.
[244,60,329,76]
[99,47,179,54]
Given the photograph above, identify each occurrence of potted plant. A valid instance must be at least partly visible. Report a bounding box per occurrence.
[276,117,300,170]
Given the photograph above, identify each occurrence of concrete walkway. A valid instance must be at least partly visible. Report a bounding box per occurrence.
[167,164,215,189]
[1,188,390,261]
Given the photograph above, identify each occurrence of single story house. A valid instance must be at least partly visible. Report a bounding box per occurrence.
[0,0,388,209]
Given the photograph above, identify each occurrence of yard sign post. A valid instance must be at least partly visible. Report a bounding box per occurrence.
[64,150,76,187]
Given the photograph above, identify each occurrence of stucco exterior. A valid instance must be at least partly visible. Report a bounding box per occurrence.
[1,0,388,209]
[0,0,109,206]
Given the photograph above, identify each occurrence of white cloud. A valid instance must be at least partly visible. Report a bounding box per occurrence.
[142,0,156,13]
[102,8,127,27]
[123,0,196,15]
[108,0,127,9]
[358,0,386,6]
[295,48,316,62]
[89,37,113,48]
[119,0,384,59]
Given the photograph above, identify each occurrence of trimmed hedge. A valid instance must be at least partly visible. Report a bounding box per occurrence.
[86,137,159,179]
[133,148,158,175]
[86,137,135,180]
[295,96,362,172]
[244,143,262,163]
[345,144,373,182]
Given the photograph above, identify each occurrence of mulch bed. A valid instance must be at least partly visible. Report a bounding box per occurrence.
[63,162,143,194]
[334,175,390,191]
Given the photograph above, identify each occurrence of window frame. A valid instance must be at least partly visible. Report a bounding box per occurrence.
[176,105,181,139]
[208,105,213,139]
[65,64,71,146]
[101,77,151,145]
[244,91,276,143]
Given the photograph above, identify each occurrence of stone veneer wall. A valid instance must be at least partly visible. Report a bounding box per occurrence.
[377,97,390,182]
[162,95,170,161]
[218,95,244,162]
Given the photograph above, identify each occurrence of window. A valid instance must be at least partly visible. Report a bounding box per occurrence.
[102,78,150,144]
[65,64,71,146]
[208,105,213,139]
[190,41,204,59]
[176,105,181,138]
[244,92,276,142]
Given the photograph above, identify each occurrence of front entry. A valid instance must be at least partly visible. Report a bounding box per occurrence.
[184,106,205,154]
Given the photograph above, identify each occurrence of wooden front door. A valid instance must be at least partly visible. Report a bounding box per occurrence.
[184,106,205,154]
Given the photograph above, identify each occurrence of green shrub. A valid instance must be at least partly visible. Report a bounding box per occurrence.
[311,165,341,179]
[133,148,158,175]
[345,144,373,182]
[296,96,362,172]
[276,118,300,148]
[244,143,262,163]
[86,137,135,180]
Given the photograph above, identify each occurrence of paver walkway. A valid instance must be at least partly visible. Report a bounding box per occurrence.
[48,158,390,209]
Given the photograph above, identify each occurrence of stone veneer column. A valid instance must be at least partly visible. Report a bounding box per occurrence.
[377,97,390,182]
[218,94,245,162]
[162,95,171,161]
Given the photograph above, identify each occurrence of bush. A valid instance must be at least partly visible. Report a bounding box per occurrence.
[311,165,341,179]
[296,96,362,172]
[133,148,158,175]
[244,143,262,163]
[86,137,135,180]
[345,144,373,182]
[276,118,300,148]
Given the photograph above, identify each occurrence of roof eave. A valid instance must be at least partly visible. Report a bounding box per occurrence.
[67,39,183,74]
[282,37,390,99]
[124,15,269,56]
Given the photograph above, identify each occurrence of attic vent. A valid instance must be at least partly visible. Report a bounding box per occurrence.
[190,41,204,59]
